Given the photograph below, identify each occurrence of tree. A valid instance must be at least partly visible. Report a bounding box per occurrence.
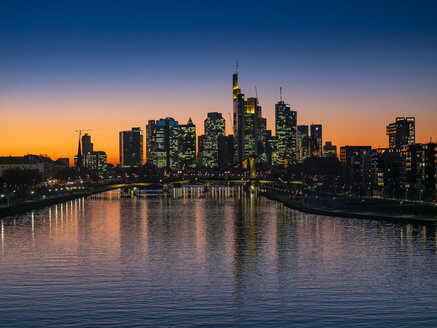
[2,168,42,186]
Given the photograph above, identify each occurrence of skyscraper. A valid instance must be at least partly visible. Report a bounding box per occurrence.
[145,120,156,164]
[119,127,143,168]
[197,134,206,167]
[243,97,260,158]
[233,65,246,162]
[203,112,225,168]
[310,124,322,157]
[218,135,234,169]
[147,118,179,169]
[178,118,196,169]
[232,66,266,163]
[275,88,297,166]
[386,117,415,149]
[297,125,309,163]
[81,133,93,156]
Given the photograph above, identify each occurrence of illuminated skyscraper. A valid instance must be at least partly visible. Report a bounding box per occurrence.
[243,97,260,158]
[83,151,107,174]
[386,117,415,149]
[232,66,266,163]
[233,65,246,162]
[297,125,309,163]
[310,124,322,157]
[178,118,196,169]
[119,127,143,168]
[203,112,225,168]
[274,88,297,166]
[147,118,179,169]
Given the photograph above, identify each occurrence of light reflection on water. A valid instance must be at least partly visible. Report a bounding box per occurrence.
[1,187,437,327]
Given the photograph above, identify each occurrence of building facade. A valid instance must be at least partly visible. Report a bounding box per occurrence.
[203,112,225,168]
[297,125,309,163]
[178,118,196,169]
[386,117,415,149]
[119,127,143,168]
[275,92,297,166]
[310,124,323,157]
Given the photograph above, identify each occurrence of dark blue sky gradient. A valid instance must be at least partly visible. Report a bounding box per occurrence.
[1,1,436,160]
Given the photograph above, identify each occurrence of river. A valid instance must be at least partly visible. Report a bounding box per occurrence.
[1,187,437,327]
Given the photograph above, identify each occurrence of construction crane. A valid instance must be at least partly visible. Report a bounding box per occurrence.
[75,129,94,158]
[75,129,94,140]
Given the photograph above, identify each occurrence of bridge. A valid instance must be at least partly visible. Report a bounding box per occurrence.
[101,155,303,193]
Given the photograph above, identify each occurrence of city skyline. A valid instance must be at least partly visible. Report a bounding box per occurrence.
[1,1,437,164]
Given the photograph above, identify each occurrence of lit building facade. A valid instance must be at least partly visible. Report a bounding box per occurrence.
[232,68,266,163]
[178,118,196,169]
[310,124,322,157]
[297,125,309,163]
[275,93,297,166]
[203,112,225,168]
[84,151,107,173]
[386,117,415,149]
[147,118,179,169]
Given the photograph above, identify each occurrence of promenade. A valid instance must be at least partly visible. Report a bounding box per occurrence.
[263,190,437,226]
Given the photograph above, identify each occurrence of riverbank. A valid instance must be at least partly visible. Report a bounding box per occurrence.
[262,190,437,226]
[0,188,112,219]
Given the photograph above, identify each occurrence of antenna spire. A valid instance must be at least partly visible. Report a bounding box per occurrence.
[280,86,282,101]
[255,86,258,100]
[236,58,239,73]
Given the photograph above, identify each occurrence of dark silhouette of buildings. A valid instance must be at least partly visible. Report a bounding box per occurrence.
[119,127,143,168]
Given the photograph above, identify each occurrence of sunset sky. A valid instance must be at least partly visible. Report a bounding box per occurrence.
[1,0,436,164]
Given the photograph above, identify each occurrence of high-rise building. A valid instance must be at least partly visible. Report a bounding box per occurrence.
[275,88,297,166]
[84,151,107,173]
[340,145,373,192]
[119,127,143,168]
[145,120,156,163]
[197,134,206,167]
[243,97,260,158]
[401,142,436,199]
[81,133,93,156]
[203,112,225,168]
[233,66,244,162]
[178,118,196,169]
[310,124,322,157]
[323,141,337,158]
[297,125,309,163]
[218,135,234,169]
[386,117,415,149]
[232,67,266,163]
[147,118,179,169]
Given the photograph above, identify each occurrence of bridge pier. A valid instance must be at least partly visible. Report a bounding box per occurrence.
[163,183,168,193]
[249,156,256,180]
[204,182,210,192]
[250,180,256,193]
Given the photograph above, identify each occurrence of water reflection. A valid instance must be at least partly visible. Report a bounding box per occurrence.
[1,188,437,327]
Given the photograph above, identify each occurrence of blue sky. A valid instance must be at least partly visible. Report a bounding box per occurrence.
[1,0,436,161]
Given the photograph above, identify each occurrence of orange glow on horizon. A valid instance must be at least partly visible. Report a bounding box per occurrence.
[1,91,436,165]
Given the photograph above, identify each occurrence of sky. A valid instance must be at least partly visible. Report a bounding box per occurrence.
[1,0,436,164]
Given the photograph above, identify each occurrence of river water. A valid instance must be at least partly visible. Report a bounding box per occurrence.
[1,187,437,327]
